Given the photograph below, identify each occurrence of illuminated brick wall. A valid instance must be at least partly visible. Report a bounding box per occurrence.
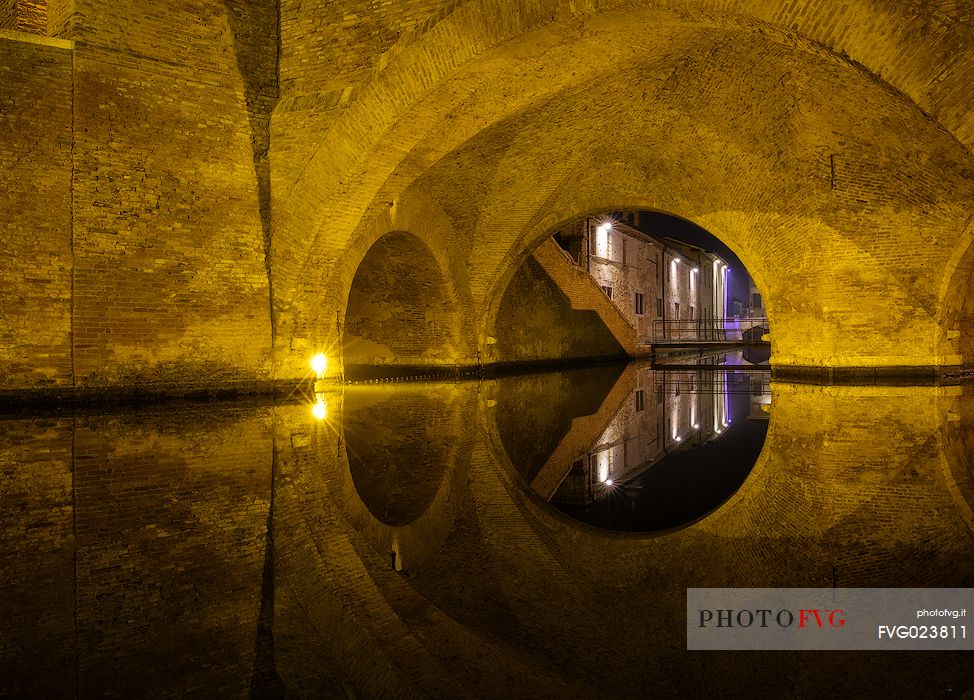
[493,255,626,364]
[576,217,665,340]
[0,33,73,391]
[0,2,278,394]
[0,0,46,33]
[3,0,974,396]
[68,0,276,390]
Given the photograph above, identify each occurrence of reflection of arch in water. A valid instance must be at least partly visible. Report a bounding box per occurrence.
[938,385,974,536]
[486,365,772,536]
[481,382,974,592]
[273,400,473,698]
[332,383,476,572]
[276,384,974,698]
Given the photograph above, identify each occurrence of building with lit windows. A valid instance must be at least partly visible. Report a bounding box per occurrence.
[552,215,729,342]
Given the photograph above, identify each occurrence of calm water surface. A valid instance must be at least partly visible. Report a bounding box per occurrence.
[2,364,973,698]
[495,361,770,532]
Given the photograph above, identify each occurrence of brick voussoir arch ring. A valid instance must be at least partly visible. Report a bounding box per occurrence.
[935,219,974,369]
[332,193,477,373]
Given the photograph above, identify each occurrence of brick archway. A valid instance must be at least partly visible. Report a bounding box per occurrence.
[275,3,974,376]
[272,0,974,378]
[341,230,463,374]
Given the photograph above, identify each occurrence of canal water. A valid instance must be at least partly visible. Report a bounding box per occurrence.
[1,364,973,698]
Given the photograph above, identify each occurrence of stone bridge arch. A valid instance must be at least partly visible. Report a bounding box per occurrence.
[272,0,974,377]
[341,230,460,373]
[289,187,477,377]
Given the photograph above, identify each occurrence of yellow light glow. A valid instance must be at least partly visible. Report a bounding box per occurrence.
[312,398,327,421]
[311,353,328,378]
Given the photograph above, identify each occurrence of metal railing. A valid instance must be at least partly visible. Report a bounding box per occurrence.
[649,317,768,343]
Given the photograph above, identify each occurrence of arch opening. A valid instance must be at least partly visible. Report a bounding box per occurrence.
[488,209,770,367]
[342,231,462,379]
[486,209,771,533]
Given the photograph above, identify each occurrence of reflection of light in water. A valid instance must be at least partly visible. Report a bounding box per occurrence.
[312,394,328,420]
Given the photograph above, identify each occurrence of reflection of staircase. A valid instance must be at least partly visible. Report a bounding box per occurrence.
[532,239,638,355]
[530,364,638,500]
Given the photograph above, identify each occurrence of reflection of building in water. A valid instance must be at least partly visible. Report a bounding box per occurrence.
[551,368,768,506]
[749,377,772,420]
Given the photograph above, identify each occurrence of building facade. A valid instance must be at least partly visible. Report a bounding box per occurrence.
[553,215,729,342]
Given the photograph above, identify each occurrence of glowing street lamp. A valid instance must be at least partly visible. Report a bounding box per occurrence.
[311,353,328,379]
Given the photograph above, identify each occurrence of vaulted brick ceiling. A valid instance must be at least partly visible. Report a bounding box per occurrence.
[271,3,974,374]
